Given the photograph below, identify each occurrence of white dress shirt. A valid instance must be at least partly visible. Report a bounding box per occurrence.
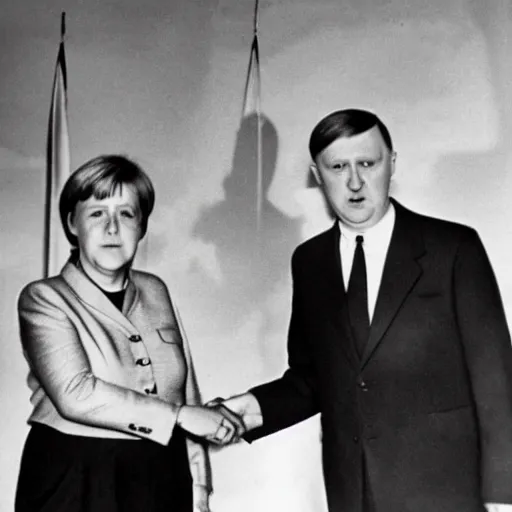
[339,203,395,322]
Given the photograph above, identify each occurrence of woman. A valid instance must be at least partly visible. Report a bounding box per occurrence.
[15,155,241,512]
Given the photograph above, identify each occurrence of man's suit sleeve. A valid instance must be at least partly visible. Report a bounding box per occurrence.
[454,228,512,503]
[246,249,320,440]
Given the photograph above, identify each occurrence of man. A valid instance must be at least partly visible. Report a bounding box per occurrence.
[214,109,512,511]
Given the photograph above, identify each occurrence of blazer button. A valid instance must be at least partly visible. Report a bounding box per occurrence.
[145,384,157,395]
[359,381,368,391]
[353,436,359,443]
[129,334,142,342]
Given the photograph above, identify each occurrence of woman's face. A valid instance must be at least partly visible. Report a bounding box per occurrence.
[68,184,143,286]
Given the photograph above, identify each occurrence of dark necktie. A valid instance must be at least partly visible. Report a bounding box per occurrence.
[347,235,370,356]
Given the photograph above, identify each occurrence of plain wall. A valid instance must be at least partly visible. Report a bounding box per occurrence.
[2,0,512,510]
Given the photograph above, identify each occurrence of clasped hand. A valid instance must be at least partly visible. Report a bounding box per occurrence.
[176,403,245,446]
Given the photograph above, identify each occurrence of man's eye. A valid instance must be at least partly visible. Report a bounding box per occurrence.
[360,161,375,168]
[121,210,135,219]
[331,163,344,170]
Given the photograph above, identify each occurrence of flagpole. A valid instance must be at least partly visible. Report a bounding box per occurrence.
[240,0,262,232]
[59,12,64,38]
[252,0,262,233]
[43,12,70,278]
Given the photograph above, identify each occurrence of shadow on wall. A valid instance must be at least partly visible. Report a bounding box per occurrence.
[192,112,301,330]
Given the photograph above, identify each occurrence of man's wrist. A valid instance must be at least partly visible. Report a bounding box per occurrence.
[241,392,263,430]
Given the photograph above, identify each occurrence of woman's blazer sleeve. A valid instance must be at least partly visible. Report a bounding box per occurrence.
[18,280,180,446]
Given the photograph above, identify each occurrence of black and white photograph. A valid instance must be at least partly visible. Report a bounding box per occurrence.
[2,1,512,511]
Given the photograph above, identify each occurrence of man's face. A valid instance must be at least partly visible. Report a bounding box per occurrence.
[311,125,396,231]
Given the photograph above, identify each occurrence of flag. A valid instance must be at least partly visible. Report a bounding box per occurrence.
[43,13,70,278]
[241,0,263,230]
[241,32,261,118]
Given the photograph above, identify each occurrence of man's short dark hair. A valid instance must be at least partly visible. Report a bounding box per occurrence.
[309,109,393,161]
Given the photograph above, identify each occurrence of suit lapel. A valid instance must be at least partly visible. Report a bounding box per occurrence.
[360,201,425,368]
[319,223,360,369]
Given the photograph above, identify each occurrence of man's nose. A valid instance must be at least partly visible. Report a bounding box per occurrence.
[347,166,363,191]
[105,213,119,235]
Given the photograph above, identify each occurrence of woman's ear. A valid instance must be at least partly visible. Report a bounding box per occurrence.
[67,212,78,236]
[138,219,147,242]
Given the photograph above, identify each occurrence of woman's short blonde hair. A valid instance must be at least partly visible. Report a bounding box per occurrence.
[59,154,155,247]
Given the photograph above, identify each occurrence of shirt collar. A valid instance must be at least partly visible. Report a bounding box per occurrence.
[338,202,396,251]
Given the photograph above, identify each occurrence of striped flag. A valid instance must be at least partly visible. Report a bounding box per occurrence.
[43,13,70,278]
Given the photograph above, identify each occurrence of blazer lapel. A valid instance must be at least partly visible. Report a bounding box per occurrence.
[360,201,425,368]
[61,262,139,335]
[318,223,360,369]
[123,272,139,317]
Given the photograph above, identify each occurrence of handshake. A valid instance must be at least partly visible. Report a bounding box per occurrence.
[176,393,263,446]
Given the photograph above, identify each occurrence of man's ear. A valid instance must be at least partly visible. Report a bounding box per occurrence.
[67,213,78,236]
[390,151,397,177]
[310,164,322,186]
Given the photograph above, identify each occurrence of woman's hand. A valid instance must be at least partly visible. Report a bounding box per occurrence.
[176,405,245,445]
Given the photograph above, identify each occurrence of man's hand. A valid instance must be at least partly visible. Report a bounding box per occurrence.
[206,393,263,436]
[176,405,241,445]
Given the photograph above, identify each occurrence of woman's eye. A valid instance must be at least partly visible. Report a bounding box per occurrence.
[90,210,103,218]
[120,210,135,218]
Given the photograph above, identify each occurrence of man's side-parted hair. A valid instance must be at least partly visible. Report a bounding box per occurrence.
[308,109,393,161]
[59,154,155,247]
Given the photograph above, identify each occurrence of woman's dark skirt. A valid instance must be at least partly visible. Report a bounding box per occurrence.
[15,423,193,512]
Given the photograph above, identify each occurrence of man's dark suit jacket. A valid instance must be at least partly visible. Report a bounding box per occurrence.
[248,200,512,512]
